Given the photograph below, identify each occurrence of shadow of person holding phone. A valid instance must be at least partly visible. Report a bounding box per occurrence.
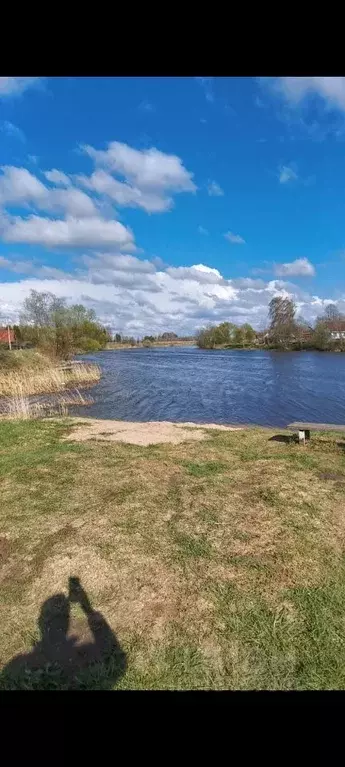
[1,577,127,690]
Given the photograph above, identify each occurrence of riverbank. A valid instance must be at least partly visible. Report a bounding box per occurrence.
[1,416,345,689]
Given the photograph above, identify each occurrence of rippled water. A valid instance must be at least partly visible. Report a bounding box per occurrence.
[72,347,345,428]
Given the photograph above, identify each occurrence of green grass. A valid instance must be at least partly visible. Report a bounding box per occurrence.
[1,418,345,689]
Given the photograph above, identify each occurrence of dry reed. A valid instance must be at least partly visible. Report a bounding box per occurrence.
[0,362,100,398]
[2,389,94,420]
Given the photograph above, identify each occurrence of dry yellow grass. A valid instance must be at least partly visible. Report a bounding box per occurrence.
[0,362,100,398]
[1,419,345,689]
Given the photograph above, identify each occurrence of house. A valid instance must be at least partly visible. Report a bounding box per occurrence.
[0,327,16,346]
[325,320,345,341]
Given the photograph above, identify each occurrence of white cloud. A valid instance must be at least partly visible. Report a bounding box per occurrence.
[198,225,208,235]
[76,169,172,213]
[278,164,298,184]
[80,141,196,213]
[0,166,46,206]
[165,264,224,284]
[0,121,25,142]
[44,169,71,186]
[224,231,246,245]
[274,77,345,112]
[0,77,42,97]
[3,215,135,250]
[0,141,196,261]
[207,180,224,197]
[0,166,97,217]
[274,258,315,277]
[231,277,266,290]
[0,258,337,335]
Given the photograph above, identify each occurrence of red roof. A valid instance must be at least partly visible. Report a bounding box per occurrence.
[0,328,15,343]
[326,320,345,332]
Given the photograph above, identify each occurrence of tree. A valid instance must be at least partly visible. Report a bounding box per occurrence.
[18,290,111,359]
[213,322,232,345]
[324,304,342,322]
[242,323,256,345]
[161,332,178,341]
[233,326,246,346]
[268,297,296,346]
[196,326,217,349]
[196,322,236,348]
[313,321,331,350]
[115,333,122,343]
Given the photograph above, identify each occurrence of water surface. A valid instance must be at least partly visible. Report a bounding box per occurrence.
[74,347,345,428]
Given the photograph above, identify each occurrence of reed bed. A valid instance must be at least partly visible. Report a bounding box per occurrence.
[0,362,100,398]
[1,389,94,420]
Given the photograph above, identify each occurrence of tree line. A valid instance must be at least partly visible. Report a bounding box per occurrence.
[196,298,345,351]
[3,289,345,359]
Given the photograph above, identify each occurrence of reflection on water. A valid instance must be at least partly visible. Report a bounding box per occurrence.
[71,347,345,428]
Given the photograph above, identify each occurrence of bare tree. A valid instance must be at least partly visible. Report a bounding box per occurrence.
[268,297,296,346]
[324,304,342,322]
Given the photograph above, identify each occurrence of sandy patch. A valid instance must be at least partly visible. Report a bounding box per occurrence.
[64,418,242,446]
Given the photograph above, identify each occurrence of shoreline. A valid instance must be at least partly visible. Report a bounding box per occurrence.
[63,417,243,446]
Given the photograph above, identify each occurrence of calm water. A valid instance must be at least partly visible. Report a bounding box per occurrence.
[73,347,345,428]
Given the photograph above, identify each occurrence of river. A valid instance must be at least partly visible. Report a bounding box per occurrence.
[72,347,345,428]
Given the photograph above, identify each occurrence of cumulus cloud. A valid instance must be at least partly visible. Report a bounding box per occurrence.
[0,258,338,335]
[166,264,224,284]
[79,141,196,213]
[207,180,224,197]
[76,169,172,213]
[278,164,298,184]
[3,215,135,250]
[0,77,42,98]
[44,169,71,186]
[273,77,345,112]
[224,231,246,244]
[274,258,315,277]
[231,277,266,290]
[0,166,97,217]
[0,164,135,249]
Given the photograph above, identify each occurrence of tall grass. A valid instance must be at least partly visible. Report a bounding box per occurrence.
[4,390,94,420]
[0,361,100,397]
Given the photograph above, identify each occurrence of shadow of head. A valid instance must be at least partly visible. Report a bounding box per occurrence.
[39,594,70,646]
[268,434,296,444]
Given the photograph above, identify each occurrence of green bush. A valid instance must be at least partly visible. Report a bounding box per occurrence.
[77,337,102,353]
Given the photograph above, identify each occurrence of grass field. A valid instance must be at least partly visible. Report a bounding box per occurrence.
[1,418,345,689]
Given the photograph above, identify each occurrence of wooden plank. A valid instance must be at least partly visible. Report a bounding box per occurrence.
[288,422,345,432]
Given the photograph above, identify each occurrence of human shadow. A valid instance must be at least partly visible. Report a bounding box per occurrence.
[1,577,126,690]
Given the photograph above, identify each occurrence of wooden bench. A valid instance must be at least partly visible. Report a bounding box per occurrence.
[287,422,345,445]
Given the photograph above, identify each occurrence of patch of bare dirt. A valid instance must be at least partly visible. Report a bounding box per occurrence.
[64,418,242,446]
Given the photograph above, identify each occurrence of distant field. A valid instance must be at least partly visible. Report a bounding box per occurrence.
[1,419,345,689]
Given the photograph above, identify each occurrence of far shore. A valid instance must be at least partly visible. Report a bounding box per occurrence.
[105,340,195,350]
[104,342,345,353]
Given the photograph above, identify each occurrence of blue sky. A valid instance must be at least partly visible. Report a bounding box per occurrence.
[1,75,345,335]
